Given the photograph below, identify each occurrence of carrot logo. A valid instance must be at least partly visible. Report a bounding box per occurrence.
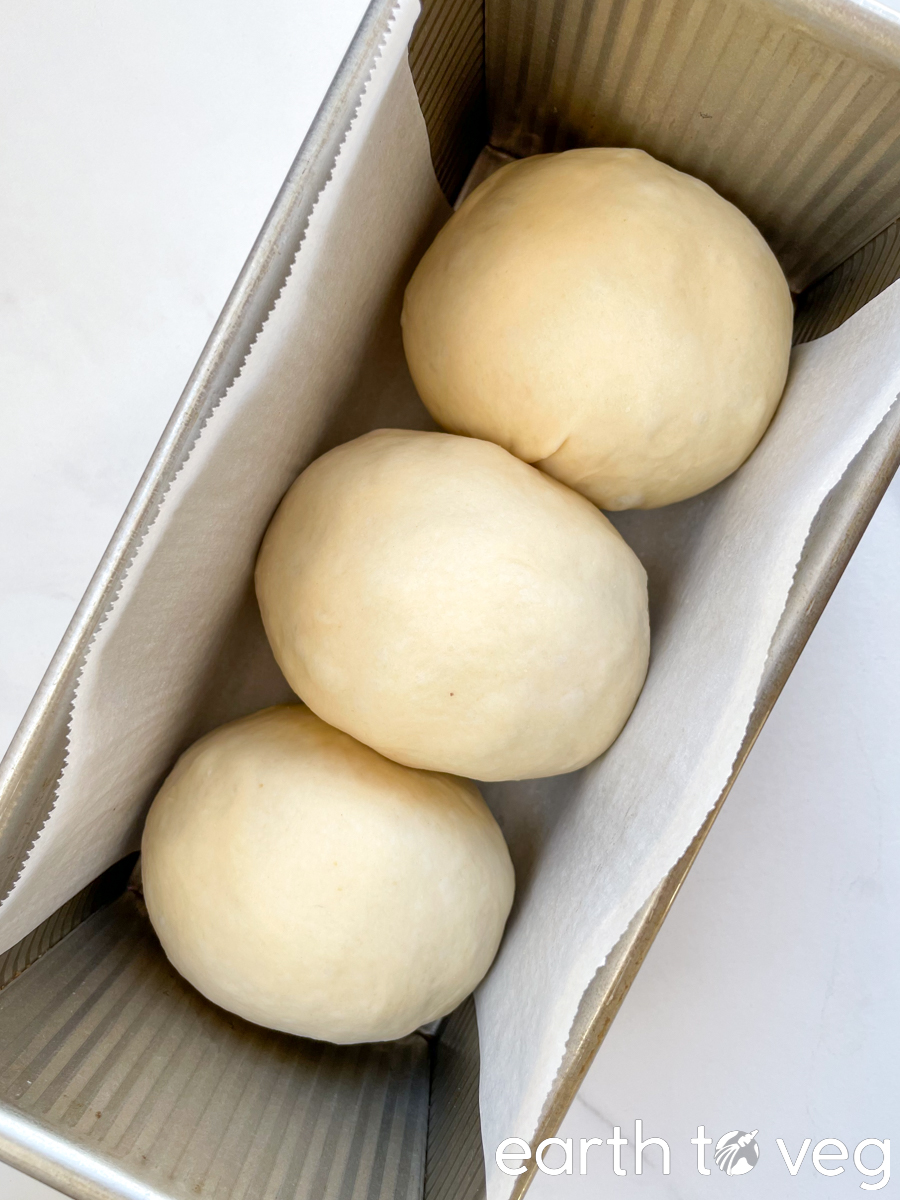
[715,1130,760,1175]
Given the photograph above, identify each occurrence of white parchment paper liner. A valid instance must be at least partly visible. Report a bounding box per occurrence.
[0,0,446,950]
[478,295,900,1197]
[0,7,898,1199]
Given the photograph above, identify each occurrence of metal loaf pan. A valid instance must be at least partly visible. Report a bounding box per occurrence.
[2,0,900,1197]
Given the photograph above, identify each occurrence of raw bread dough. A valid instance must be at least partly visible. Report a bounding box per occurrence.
[255,429,649,780]
[141,704,514,1043]
[401,148,793,510]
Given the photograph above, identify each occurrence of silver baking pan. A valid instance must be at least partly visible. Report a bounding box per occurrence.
[2,0,900,1196]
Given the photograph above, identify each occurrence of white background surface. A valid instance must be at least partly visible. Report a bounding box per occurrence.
[0,1,898,1197]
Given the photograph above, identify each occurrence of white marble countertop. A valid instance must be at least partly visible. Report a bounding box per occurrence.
[1,1,898,1196]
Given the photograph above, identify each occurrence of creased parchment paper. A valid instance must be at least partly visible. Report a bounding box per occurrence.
[1,4,899,1197]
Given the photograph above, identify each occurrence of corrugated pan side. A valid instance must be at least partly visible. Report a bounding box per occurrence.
[410,0,900,335]
[483,0,900,291]
[409,0,487,199]
[794,212,900,340]
[0,857,135,995]
[0,890,429,1200]
[423,999,484,1200]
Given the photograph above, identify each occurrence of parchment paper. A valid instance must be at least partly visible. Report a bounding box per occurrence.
[478,298,900,1198]
[0,0,448,948]
[0,5,898,1199]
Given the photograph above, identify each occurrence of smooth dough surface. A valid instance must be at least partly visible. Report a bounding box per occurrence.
[255,429,650,781]
[401,148,794,510]
[141,705,514,1043]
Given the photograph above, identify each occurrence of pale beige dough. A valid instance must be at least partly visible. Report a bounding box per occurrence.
[255,429,650,781]
[141,704,514,1043]
[401,148,794,510]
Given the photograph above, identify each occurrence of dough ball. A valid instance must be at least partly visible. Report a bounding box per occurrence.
[141,704,514,1043]
[401,147,793,510]
[255,429,649,781]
